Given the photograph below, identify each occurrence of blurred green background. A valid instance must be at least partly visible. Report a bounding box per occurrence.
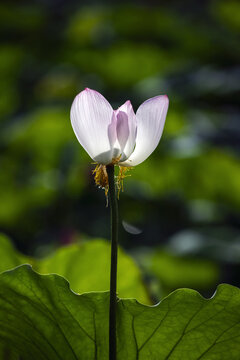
[0,0,240,303]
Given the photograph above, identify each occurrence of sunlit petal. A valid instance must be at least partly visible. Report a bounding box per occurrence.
[117,101,137,161]
[107,111,122,160]
[108,113,117,149]
[116,111,129,152]
[121,95,169,166]
[70,88,114,164]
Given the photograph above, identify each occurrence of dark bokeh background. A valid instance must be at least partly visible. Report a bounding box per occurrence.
[0,0,240,300]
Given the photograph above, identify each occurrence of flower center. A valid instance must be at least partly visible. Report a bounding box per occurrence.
[92,163,132,201]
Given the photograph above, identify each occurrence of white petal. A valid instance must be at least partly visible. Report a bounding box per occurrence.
[107,112,117,149]
[116,111,129,151]
[121,95,169,166]
[116,101,137,161]
[108,112,122,160]
[70,88,114,164]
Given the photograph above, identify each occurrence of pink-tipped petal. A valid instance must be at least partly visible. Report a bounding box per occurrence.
[70,88,114,164]
[108,113,117,148]
[116,100,137,161]
[116,111,129,151]
[121,95,169,166]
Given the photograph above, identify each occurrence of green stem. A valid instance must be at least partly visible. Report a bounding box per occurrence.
[106,164,118,360]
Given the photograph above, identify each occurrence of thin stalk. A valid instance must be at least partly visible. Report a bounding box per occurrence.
[106,164,118,360]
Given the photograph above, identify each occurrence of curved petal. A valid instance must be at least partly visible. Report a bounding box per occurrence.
[70,88,114,164]
[121,95,169,166]
[116,111,129,151]
[116,101,137,161]
[107,112,121,161]
[108,113,117,149]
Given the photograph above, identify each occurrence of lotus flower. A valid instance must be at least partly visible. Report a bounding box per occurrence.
[71,88,169,166]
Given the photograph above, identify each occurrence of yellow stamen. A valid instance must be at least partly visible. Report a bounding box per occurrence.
[92,164,109,200]
[111,154,122,165]
[116,166,132,198]
[92,158,133,201]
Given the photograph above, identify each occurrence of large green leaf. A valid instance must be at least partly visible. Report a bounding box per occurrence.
[1,265,240,359]
[36,239,150,303]
[0,234,150,304]
[0,344,18,360]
